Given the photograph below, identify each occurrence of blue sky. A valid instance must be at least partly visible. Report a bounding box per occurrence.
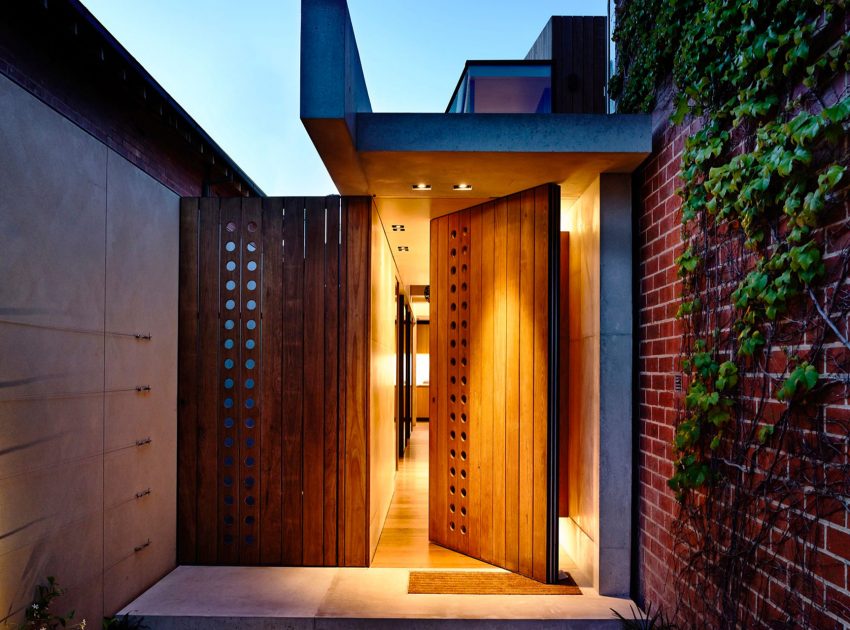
[81,1,608,195]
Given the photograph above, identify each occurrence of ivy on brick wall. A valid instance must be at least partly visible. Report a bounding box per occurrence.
[613,0,850,626]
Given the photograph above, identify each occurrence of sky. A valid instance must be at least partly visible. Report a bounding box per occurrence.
[80,1,608,196]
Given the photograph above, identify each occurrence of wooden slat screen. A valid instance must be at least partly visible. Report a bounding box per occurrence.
[554,16,607,114]
[526,16,608,114]
[429,183,559,582]
[177,196,371,566]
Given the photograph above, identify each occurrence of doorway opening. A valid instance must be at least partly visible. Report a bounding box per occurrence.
[370,184,570,584]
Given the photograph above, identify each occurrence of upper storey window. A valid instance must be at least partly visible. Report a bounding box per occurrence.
[447,61,552,114]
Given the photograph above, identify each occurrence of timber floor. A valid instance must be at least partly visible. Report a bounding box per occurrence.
[371,422,493,569]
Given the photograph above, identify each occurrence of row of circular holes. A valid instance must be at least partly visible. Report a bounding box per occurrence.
[222,229,260,546]
[449,226,469,535]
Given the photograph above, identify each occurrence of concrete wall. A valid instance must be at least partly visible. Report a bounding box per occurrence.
[560,174,632,596]
[0,72,178,624]
[368,205,397,560]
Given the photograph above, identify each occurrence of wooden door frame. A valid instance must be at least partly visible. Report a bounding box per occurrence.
[545,184,561,584]
[396,291,414,459]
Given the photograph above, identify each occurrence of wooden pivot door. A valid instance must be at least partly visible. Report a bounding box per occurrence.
[428,183,560,583]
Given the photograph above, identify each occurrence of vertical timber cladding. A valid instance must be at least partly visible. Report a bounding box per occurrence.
[177,196,371,567]
[429,183,559,583]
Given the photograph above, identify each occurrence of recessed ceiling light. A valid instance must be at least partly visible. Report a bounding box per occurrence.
[391,224,406,232]
[453,184,473,191]
[397,245,410,252]
[412,183,431,191]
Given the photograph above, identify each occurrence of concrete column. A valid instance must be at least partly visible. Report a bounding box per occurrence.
[597,173,633,596]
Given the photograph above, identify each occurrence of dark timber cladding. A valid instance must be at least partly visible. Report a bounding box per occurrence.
[525,16,608,114]
[178,196,371,566]
[429,184,559,583]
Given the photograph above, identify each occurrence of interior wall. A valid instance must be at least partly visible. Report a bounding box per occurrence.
[369,205,397,560]
[559,174,633,596]
[564,180,601,545]
[0,72,178,622]
[560,179,600,590]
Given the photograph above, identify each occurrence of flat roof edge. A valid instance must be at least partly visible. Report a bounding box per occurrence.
[355,113,652,155]
[69,0,264,196]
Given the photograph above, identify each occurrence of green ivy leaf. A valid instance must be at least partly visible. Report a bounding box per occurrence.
[777,362,819,400]
[757,424,775,444]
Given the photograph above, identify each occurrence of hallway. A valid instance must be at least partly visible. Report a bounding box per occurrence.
[371,423,492,569]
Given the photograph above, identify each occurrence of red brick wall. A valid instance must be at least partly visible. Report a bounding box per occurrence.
[635,118,687,614]
[635,106,850,625]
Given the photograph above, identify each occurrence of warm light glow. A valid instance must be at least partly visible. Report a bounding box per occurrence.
[453,184,473,191]
[560,197,578,232]
[415,353,430,386]
[412,183,431,191]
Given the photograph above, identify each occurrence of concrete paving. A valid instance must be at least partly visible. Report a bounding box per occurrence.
[120,565,636,628]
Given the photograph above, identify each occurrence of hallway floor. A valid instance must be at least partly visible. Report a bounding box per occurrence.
[371,422,492,569]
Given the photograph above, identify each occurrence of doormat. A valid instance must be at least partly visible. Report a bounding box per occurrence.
[408,571,581,595]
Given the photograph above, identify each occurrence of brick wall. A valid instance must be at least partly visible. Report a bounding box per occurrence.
[635,118,687,615]
[635,99,850,626]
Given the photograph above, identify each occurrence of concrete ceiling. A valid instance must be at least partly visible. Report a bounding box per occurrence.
[372,150,645,290]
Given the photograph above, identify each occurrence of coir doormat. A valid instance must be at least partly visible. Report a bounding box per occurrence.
[408,571,581,595]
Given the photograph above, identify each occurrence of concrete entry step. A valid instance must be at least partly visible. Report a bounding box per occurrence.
[121,566,634,629]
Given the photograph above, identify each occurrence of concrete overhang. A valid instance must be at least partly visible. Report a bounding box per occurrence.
[300,0,652,287]
[300,0,650,203]
[305,110,651,202]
